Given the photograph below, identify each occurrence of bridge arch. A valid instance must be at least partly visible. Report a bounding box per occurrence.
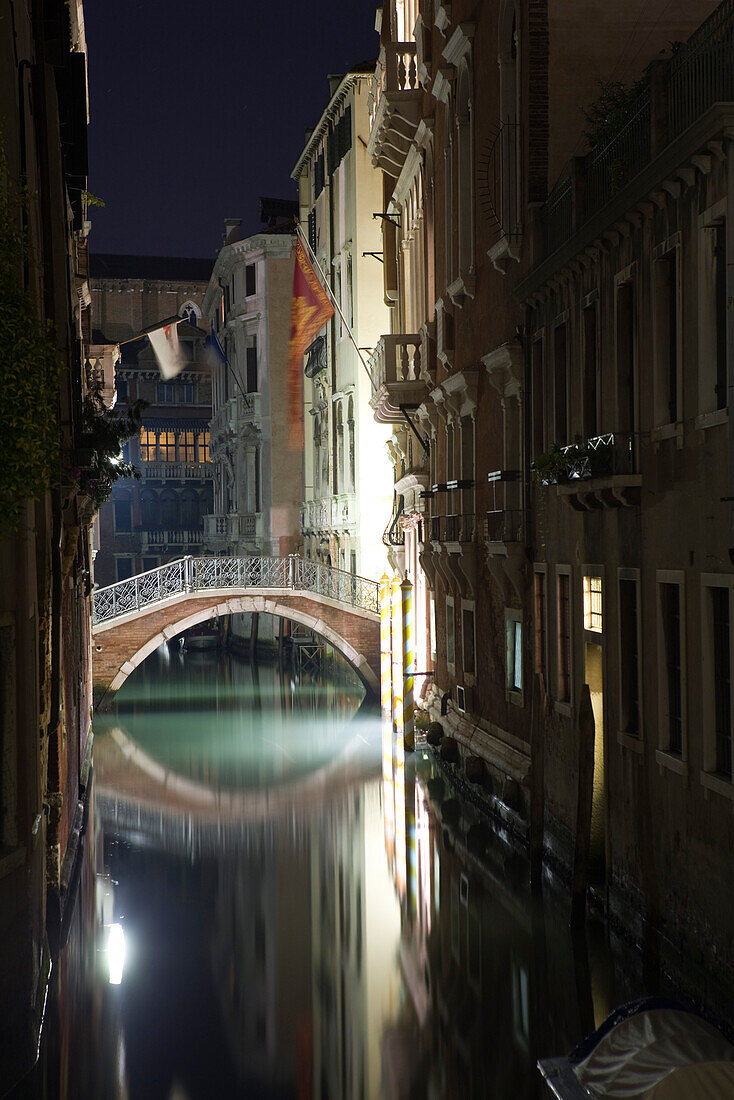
[94,591,380,708]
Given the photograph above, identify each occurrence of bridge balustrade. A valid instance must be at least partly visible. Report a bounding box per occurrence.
[92,555,379,625]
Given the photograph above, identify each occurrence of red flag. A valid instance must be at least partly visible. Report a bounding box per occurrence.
[287,237,334,450]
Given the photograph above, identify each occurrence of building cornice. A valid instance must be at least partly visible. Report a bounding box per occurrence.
[291,70,375,180]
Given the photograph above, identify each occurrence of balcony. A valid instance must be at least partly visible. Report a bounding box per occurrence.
[369,334,428,423]
[430,513,476,545]
[301,495,357,535]
[535,434,640,509]
[140,529,203,550]
[140,461,214,481]
[484,509,522,543]
[210,393,261,444]
[203,513,259,547]
[367,43,421,177]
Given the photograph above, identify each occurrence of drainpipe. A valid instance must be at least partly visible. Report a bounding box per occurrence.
[728,140,734,562]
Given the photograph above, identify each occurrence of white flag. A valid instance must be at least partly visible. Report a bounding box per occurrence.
[148,321,184,379]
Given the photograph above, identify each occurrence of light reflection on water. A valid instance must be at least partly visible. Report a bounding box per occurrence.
[18,645,690,1099]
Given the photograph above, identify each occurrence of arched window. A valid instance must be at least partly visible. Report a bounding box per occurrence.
[113,490,132,533]
[347,397,355,492]
[179,300,201,326]
[180,489,199,529]
[160,490,179,529]
[335,403,344,495]
[456,59,475,291]
[140,489,159,530]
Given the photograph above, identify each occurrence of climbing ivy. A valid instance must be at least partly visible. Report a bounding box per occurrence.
[76,373,145,508]
[0,140,62,535]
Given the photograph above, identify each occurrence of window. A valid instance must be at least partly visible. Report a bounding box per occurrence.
[534,570,547,680]
[446,597,455,668]
[245,263,256,297]
[462,604,476,678]
[179,382,194,404]
[456,59,474,283]
[314,151,325,199]
[114,494,132,533]
[246,343,258,393]
[658,577,684,755]
[180,431,196,462]
[140,490,158,530]
[430,593,437,662]
[557,570,572,704]
[157,382,174,403]
[618,573,641,738]
[308,208,317,253]
[582,303,598,438]
[198,431,210,463]
[350,550,357,575]
[139,428,156,461]
[335,403,344,495]
[116,557,133,581]
[616,275,636,437]
[531,334,544,457]
[348,397,355,491]
[653,243,680,425]
[553,321,568,444]
[116,378,128,402]
[158,431,176,461]
[711,586,731,778]
[181,489,199,529]
[698,213,728,415]
[506,612,523,694]
[583,575,603,633]
[160,490,179,529]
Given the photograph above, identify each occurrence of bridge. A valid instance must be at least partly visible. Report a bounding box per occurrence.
[92,555,380,708]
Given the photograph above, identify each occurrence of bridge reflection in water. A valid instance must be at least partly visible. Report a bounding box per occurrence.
[15,646,691,1100]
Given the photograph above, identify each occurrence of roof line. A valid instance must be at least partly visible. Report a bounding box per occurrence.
[291,68,375,181]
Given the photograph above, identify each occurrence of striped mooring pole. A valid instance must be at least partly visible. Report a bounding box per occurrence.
[379,574,392,720]
[401,577,414,750]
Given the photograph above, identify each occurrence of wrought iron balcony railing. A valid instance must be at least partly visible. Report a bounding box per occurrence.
[430,513,476,544]
[535,433,635,485]
[484,509,522,543]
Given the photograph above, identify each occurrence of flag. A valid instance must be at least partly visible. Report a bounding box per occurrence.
[148,320,185,379]
[205,331,227,365]
[287,237,334,450]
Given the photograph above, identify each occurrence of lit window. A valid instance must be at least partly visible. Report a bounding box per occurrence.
[158,431,176,461]
[139,428,156,461]
[583,575,603,632]
[198,431,210,463]
[506,616,522,692]
[181,431,196,462]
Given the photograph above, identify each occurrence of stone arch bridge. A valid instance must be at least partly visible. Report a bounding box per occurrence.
[92,555,380,708]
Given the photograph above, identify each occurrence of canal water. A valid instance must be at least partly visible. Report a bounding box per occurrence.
[18,644,694,1098]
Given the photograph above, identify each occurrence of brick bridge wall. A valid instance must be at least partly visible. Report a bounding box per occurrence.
[92,592,380,707]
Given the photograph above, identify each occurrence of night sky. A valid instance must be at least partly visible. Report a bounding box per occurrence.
[84,0,378,259]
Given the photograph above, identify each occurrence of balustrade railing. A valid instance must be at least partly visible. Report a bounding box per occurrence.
[142,529,203,545]
[368,42,419,132]
[141,461,214,480]
[369,334,423,393]
[92,554,379,624]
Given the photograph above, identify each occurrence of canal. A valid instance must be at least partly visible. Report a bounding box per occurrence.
[15,642,719,1098]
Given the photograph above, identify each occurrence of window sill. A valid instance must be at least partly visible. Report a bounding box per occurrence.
[695,408,728,431]
[446,273,476,308]
[507,689,524,708]
[618,730,644,755]
[554,700,573,718]
[656,749,687,777]
[700,770,734,803]
[651,422,683,445]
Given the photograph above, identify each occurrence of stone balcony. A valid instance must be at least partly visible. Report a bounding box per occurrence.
[367,43,421,177]
[484,470,524,605]
[210,392,261,443]
[537,433,641,509]
[369,334,428,423]
[202,513,259,548]
[140,461,214,481]
[301,494,358,535]
[139,529,204,550]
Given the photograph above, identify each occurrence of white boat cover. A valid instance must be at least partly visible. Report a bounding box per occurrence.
[573,1009,734,1098]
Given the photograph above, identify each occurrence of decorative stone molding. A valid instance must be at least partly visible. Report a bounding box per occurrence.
[447,272,476,307]
[442,23,475,66]
[432,68,454,104]
[434,3,452,35]
[481,341,522,400]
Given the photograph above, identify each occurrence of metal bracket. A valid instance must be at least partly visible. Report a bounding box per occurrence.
[362,251,384,262]
[372,212,401,228]
[399,404,430,456]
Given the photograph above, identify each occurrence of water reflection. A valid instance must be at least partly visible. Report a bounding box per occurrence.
[14,647,686,1099]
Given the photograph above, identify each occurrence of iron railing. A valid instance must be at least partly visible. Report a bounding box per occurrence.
[585,90,651,214]
[543,175,573,257]
[92,555,379,625]
[669,0,734,135]
[537,433,636,485]
[484,509,522,543]
[430,513,476,543]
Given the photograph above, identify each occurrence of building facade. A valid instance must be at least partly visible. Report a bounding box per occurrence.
[367,0,731,982]
[202,222,299,559]
[293,69,394,582]
[90,255,213,586]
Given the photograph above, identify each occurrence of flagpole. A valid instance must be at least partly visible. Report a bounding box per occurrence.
[294,221,375,387]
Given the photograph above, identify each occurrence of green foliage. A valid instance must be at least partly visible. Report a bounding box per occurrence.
[582,78,649,151]
[74,374,146,508]
[0,144,62,534]
[81,190,105,208]
[533,438,614,485]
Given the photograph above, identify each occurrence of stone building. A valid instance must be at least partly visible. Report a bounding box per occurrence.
[518,1,734,979]
[0,0,110,1087]
[90,255,213,586]
[202,219,299,559]
[292,68,394,582]
[367,0,726,976]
